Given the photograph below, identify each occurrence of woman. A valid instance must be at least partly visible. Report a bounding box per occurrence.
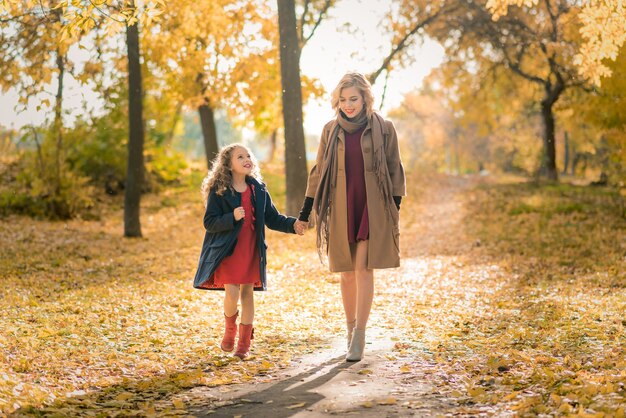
[298,72,406,361]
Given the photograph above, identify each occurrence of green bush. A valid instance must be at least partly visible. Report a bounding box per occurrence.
[3,126,95,219]
[65,100,128,195]
[145,146,188,185]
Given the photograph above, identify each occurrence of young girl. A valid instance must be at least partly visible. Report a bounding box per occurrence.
[193,143,307,359]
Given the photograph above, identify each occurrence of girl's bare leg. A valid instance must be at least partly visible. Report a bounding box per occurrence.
[239,284,255,324]
[224,284,240,316]
[354,240,374,330]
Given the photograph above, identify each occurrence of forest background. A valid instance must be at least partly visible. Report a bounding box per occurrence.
[1,0,624,225]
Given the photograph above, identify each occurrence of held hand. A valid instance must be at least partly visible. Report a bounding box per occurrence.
[234,206,245,221]
[294,220,308,235]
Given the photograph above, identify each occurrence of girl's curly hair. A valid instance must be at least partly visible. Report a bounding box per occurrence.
[201,143,262,206]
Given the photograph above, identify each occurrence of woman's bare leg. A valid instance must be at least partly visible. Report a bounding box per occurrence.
[354,240,374,330]
[340,271,357,323]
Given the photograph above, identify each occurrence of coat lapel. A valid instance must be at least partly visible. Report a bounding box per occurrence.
[223,188,240,209]
[248,178,265,219]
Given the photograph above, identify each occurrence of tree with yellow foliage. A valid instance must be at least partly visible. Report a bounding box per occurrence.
[388,0,589,180]
[142,0,279,167]
[487,0,626,85]
[436,58,543,175]
[558,46,626,183]
[0,2,89,219]
[0,0,158,234]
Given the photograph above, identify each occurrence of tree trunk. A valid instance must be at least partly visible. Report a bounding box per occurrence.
[50,45,70,219]
[53,46,64,196]
[266,129,278,163]
[198,100,219,169]
[165,102,183,145]
[571,152,581,176]
[277,0,308,216]
[50,8,64,205]
[562,131,570,175]
[538,76,566,181]
[124,14,145,238]
[453,132,460,175]
[539,88,560,181]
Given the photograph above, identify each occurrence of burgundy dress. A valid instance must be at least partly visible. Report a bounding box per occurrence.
[345,126,369,243]
[213,185,261,285]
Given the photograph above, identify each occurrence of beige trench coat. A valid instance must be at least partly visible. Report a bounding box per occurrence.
[306,116,406,272]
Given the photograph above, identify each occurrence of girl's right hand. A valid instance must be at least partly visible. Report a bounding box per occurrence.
[234,206,245,221]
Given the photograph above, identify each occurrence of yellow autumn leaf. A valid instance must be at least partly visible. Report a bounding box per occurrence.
[558,403,573,414]
[172,398,185,410]
[503,391,519,401]
[115,392,133,401]
[467,386,486,398]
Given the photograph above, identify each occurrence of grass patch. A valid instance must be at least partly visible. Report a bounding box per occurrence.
[469,180,625,277]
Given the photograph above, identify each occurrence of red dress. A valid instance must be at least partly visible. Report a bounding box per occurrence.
[345,126,369,243]
[213,185,260,285]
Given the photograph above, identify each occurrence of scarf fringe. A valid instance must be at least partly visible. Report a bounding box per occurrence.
[371,114,395,219]
[314,123,340,265]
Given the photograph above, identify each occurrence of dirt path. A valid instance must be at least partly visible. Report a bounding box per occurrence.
[186,176,477,417]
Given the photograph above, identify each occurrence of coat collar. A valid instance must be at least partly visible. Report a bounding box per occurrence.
[222,177,266,207]
[246,176,265,191]
[247,176,265,211]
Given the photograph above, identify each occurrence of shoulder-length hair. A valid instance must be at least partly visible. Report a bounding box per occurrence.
[200,143,262,206]
[330,72,375,118]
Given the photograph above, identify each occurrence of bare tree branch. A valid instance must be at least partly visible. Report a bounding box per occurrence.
[300,0,332,48]
[298,0,310,44]
[368,6,451,85]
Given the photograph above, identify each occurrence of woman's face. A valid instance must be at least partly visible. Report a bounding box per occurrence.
[339,86,364,118]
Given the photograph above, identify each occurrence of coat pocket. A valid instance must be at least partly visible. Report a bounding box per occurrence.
[205,234,232,262]
[207,234,230,248]
[392,224,400,253]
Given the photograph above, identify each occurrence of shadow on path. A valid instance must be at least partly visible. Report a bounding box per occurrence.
[192,355,351,417]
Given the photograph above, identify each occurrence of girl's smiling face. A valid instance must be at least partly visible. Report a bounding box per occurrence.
[230,146,254,176]
[339,86,364,118]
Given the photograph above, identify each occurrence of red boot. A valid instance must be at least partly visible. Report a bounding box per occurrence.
[234,323,254,359]
[220,312,238,352]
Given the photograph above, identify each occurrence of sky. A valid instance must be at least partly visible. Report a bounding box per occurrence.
[299,0,444,135]
[0,0,444,136]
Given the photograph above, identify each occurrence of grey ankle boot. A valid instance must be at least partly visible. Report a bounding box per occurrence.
[346,320,356,349]
[346,328,366,362]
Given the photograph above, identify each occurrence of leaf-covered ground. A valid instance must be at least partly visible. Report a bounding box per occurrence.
[0,171,624,416]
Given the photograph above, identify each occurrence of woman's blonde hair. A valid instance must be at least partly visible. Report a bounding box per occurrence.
[201,143,262,206]
[330,72,375,117]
